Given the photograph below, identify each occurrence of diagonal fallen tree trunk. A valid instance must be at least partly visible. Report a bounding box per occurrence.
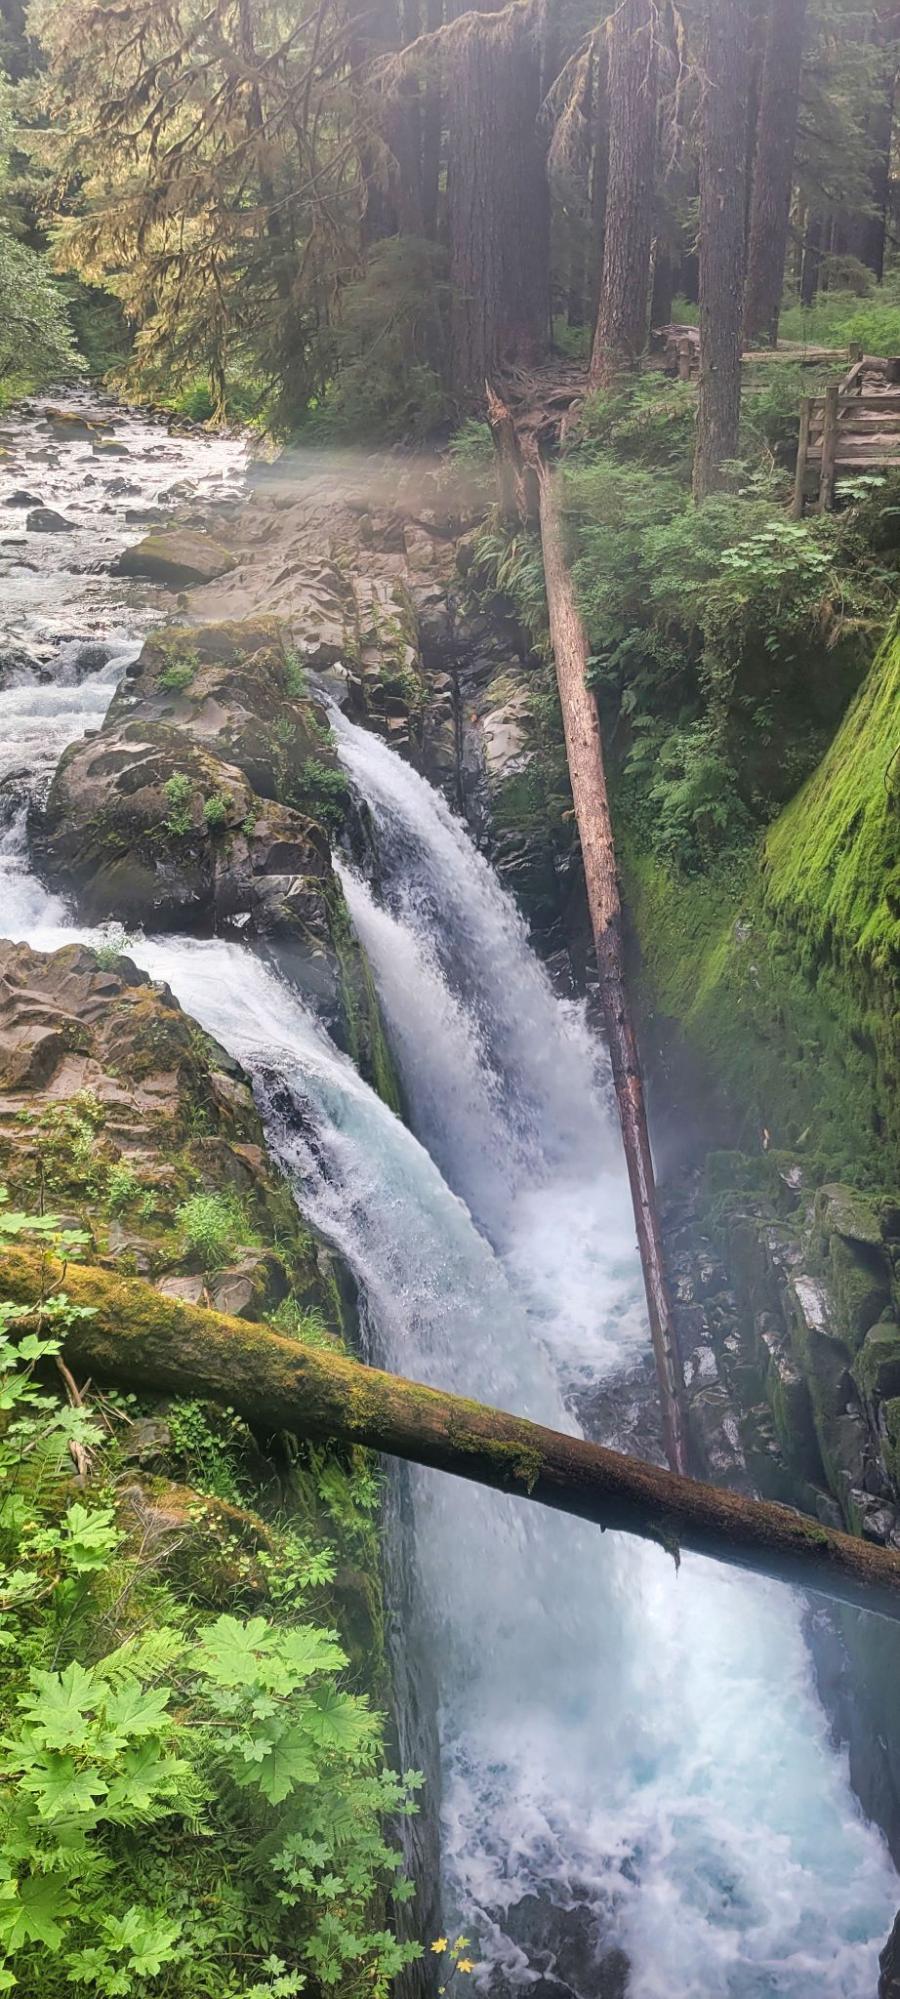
[5,1247,900,1621]
[533,451,690,1476]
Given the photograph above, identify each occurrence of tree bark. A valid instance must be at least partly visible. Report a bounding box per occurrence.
[446,0,550,394]
[5,1247,899,1618]
[693,0,751,498]
[533,454,690,1476]
[743,0,808,346]
[800,206,823,305]
[588,0,657,387]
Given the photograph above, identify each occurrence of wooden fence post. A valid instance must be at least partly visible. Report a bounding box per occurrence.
[793,396,811,517]
[818,381,839,511]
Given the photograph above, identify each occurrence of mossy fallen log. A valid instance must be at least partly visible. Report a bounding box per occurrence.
[4,1247,900,1619]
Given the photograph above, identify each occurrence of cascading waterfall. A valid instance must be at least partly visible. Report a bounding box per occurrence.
[1,398,896,1997]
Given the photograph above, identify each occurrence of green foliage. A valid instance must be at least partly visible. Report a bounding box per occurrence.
[105,1163,139,1215]
[580,378,697,476]
[282,651,308,700]
[92,925,131,971]
[779,275,900,356]
[295,759,349,834]
[162,772,194,837]
[0,1203,423,1996]
[554,385,895,870]
[202,793,228,832]
[176,1191,246,1271]
[269,1298,341,1352]
[0,226,85,389]
[448,419,494,470]
[157,652,197,695]
[0,75,85,391]
[306,238,451,443]
[164,1399,245,1505]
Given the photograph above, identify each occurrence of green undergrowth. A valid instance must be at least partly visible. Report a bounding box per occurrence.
[0,1199,423,1998]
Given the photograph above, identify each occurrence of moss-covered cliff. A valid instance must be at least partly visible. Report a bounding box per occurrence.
[624,618,900,1188]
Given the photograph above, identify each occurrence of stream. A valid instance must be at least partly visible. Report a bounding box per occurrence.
[1,393,897,1997]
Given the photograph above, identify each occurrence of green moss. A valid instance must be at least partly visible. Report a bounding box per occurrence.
[764,618,900,969]
[620,620,899,1186]
[854,1322,900,1402]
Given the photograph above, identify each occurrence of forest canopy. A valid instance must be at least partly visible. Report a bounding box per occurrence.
[0,0,898,437]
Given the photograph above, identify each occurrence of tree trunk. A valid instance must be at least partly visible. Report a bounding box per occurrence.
[446,0,550,394]
[5,1246,900,1618]
[859,10,898,281]
[743,0,808,346]
[692,0,751,498]
[800,207,823,305]
[533,455,690,1476]
[420,0,443,238]
[588,0,657,387]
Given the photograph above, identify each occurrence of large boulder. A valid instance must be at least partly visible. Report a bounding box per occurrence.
[108,617,342,806]
[115,528,237,587]
[33,718,339,968]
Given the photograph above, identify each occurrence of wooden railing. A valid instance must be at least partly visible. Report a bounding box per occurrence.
[794,352,900,514]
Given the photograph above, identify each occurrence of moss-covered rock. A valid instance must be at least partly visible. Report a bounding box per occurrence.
[35,715,343,961]
[108,618,344,813]
[0,938,343,1328]
[856,1322,900,1403]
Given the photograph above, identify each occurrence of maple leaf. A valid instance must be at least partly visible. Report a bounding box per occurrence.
[0,1872,69,1950]
[17,1663,100,1750]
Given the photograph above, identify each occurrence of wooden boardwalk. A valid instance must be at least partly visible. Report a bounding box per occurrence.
[794,353,900,512]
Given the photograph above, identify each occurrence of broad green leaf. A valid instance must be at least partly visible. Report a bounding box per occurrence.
[18,1662,99,1749]
[234,1725,320,1804]
[21,1752,108,1821]
[0,1872,69,1950]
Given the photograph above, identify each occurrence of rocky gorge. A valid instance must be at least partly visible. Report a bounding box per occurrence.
[1,394,899,1996]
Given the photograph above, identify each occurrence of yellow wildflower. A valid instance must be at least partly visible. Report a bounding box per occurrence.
[457,1961,476,1975]
[431,1938,448,1955]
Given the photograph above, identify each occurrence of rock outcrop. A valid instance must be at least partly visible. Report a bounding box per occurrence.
[116,527,238,587]
[32,619,397,1092]
[0,937,340,1326]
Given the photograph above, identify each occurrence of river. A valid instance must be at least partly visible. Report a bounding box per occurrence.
[0,391,896,1997]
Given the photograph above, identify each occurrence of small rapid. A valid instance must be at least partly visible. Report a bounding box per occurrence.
[0,396,896,1997]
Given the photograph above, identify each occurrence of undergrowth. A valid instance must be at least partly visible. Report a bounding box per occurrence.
[0,1196,424,1996]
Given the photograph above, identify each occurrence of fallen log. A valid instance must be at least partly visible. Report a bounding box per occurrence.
[533,453,690,1476]
[4,1247,900,1620]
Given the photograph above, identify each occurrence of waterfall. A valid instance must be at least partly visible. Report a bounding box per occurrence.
[2,399,896,1998]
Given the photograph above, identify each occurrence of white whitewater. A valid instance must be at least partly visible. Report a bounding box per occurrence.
[1,401,896,1996]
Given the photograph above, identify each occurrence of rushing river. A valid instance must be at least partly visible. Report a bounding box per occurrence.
[1,393,897,1997]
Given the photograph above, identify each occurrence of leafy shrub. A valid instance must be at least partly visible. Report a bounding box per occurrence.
[296,757,350,832]
[105,1161,139,1213]
[157,653,197,693]
[0,1198,424,1997]
[92,923,131,970]
[176,1189,246,1269]
[579,377,697,474]
[163,771,194,836]
[283,649,308,698]
[202,791,228,831]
